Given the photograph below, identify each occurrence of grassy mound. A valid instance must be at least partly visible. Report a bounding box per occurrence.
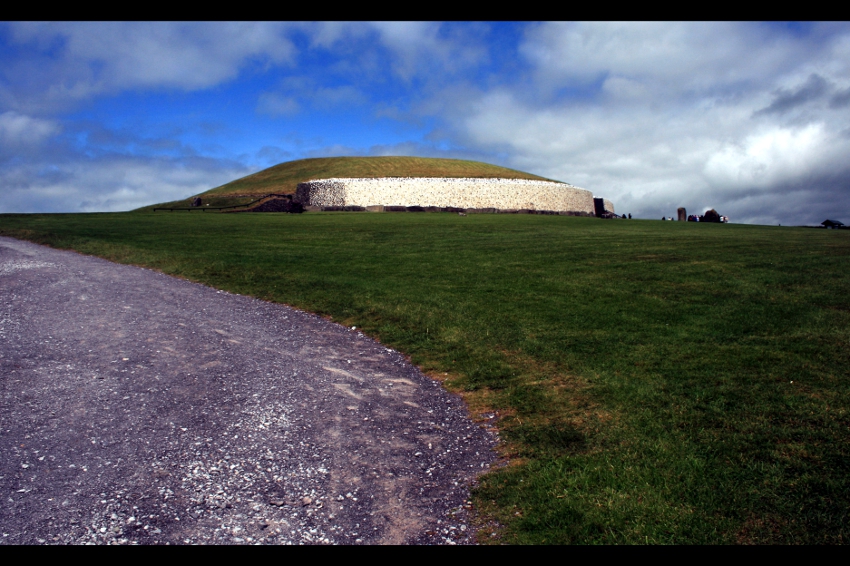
[134,194,261,212]
[210,156,557,197]
[137,156,562,211]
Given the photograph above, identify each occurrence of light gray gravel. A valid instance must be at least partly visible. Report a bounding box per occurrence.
[0,236,498,545]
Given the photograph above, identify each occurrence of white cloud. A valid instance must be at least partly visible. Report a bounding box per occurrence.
[703,124,836,190]
[304,22,369,49]
[601,76,649,100]
[369,22,464,78]
[520,22,820,94]
[311,85,367,109]
[0,111,60,146]
[5,22,297,104]
[441,23,850,225]
[0,156,252,213]
[299,21,488,81]
[257,76,367,116]
[256,92,300,117]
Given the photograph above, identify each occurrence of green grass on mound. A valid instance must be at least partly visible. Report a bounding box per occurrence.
[202,156,559,198]
[2,212,849,544]
[136,156,565,212]
[134,194,261,213]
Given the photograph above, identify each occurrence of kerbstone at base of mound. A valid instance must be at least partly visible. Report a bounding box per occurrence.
[311,206,597,216]
[295,177,601,214]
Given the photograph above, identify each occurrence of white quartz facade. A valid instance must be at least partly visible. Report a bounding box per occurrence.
[295,177,598,213]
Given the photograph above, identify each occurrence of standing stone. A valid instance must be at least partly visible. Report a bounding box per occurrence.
[677,207,686,222]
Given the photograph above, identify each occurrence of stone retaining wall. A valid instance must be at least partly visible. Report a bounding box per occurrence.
[295,177,599,214]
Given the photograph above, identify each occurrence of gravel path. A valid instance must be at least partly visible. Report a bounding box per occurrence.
[0,236,497,545]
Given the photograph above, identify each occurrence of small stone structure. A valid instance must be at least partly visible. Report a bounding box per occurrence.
[295,177,608,215]
[678,207,687,222]
[245,196,303,213]
[703,209,721,223]
[593,197,616,216]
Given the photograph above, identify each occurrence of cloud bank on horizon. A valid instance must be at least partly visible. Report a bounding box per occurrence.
[1,21,849,225]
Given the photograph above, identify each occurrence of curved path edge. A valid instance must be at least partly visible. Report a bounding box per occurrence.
[0,236,497,545]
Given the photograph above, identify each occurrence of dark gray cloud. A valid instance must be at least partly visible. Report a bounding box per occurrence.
[754,74,829,116]
[829,87,850,109]
[716,168,850,226]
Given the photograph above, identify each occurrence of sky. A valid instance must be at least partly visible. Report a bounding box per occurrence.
[1,21,849,225]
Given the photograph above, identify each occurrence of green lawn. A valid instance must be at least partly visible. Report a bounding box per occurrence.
[2,211,848,544]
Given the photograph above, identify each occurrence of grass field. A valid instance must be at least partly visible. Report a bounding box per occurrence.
[2,211,849,544]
